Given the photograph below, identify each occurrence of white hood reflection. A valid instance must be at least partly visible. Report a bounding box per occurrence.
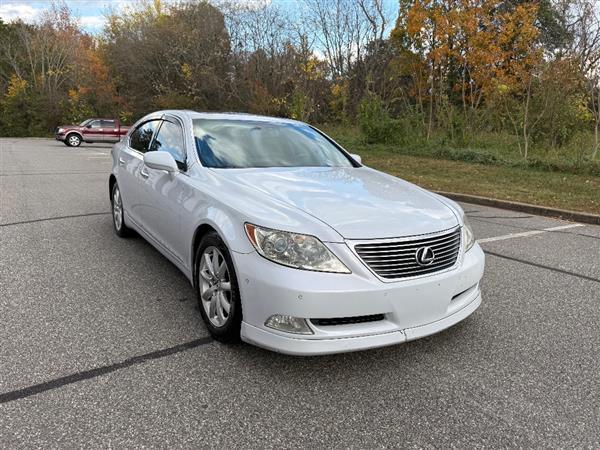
[212,166,458,239]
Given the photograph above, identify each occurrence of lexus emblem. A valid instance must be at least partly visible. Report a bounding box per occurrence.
[415,246,435,266]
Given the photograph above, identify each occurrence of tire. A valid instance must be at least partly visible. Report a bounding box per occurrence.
[66,133,81,147]
[111,182,132,237]
[195,232,242,342]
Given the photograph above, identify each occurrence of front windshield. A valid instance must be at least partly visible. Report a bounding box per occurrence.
[79,119,91,127]
[193,119,355,169]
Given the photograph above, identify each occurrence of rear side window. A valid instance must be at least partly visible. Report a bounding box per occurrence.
[150,120,186,167]
[129,120,160,153]
[101,120,115,128]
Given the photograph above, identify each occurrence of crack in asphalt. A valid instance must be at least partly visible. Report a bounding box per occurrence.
[0,337,213,405]
[0,171,108,177]
[0,212,111,227]
[485,251,600,283]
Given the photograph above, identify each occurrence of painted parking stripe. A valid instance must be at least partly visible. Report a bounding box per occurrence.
[478,223,585,243]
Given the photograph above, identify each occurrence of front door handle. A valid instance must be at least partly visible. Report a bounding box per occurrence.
[118,157,125,166]
[140,168,150,179]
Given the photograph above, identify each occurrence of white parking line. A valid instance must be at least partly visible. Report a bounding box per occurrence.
[74,152,108,157]
[478,223,585,243]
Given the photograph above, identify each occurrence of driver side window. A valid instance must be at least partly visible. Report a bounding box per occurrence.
[150,120,186,169]
[129,120,160,153]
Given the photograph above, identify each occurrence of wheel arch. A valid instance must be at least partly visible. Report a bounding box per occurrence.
[191,223,219,290]
[189,210,252,288]
[108,174,116,202]
[65,131,82,141]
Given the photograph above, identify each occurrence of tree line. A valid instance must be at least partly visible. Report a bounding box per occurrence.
[1,0,599,162]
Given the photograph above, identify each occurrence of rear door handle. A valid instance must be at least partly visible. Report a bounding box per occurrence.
[140,169,150,179]
[118,157,125,166]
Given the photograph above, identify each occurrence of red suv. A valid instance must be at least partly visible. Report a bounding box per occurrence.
[55,118,130,147]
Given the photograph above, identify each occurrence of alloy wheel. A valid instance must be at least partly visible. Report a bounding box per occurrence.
[199,246,232,328]
[68,135,80,146]
[112,185,123,231]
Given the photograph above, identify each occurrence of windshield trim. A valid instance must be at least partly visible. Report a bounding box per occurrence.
[309,125,361,168]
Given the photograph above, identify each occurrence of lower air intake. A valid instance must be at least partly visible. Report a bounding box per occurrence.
[311,314,385,327]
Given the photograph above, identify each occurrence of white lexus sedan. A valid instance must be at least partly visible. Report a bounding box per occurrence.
[109,110,485,355]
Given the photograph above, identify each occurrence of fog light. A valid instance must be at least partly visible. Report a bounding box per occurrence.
[265,315,313,334]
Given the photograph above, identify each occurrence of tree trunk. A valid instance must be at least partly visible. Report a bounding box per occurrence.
[593,87,600,160]
[522,78,532,160]
[427,60,435,141]
[593,118,599,160]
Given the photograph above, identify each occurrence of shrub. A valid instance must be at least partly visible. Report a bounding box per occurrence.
[358,93,397,144]
[0,75,45,137]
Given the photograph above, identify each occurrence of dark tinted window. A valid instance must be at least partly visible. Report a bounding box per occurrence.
[150,120,186,166]
[193,119,354,169]
[101,120,115,128]
[129,120,160,153]
[89,120,102,129]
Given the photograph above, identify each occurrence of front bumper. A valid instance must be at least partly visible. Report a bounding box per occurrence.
[242,292,481,355]
[234,242,485,355]
[55,133,65,141]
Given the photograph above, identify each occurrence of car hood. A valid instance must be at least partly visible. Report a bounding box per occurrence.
[211,166,459,239]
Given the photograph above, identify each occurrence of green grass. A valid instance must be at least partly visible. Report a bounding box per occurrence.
[321,125,600,215]
[321,124,600,177]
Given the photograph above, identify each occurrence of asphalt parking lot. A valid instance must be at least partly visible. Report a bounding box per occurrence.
[1,138,599,447]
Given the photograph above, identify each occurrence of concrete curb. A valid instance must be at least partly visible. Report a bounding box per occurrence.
[435,191,600,225]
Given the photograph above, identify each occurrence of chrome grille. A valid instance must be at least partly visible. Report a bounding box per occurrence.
[354,228,461,280]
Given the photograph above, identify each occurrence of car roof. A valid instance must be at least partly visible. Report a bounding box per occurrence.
[157,110,304,125]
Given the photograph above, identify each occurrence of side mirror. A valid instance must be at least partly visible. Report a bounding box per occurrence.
[144,151,178,173]
[86,124,92,128]
[350,153,362,164]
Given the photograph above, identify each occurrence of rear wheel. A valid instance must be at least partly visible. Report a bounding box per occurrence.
[66,133,81,147]
[195,232,242,342]
[111,182,132,237]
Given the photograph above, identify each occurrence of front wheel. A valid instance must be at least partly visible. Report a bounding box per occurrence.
[111,182,132,237]
[66,133,81,147]
[195,232,242,342]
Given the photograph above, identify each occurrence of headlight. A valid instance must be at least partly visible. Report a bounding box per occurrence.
[58,128,64,133]
[463,216,475,252]
[245,223,350,273]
